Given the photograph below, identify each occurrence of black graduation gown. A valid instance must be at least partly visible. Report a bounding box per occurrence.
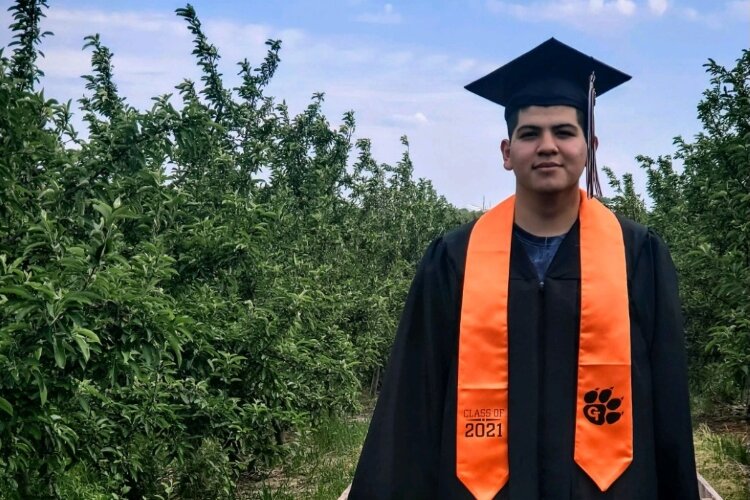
[349,217,699,500]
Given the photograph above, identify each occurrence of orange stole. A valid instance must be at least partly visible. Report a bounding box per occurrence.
[456,191,632,499]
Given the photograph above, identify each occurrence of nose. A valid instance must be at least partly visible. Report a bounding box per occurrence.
[537,130,558,156]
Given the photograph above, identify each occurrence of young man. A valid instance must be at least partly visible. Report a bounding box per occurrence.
[349,39,698,499]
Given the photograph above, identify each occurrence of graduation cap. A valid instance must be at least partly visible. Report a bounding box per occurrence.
[465,38,631,198]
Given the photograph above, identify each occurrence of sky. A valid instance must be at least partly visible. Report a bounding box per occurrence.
[1,0,748,209]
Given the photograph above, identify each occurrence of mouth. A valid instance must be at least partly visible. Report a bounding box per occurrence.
[533,162,562,170]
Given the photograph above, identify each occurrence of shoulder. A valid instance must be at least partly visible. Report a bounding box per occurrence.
[615,215,661,265]
[615,214,649,249]
[423,219,477,278]
[615,214,671,249]
[615,214,677,283]
[440,219,477,255]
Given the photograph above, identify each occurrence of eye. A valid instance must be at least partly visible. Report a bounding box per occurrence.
[518,130,538,139]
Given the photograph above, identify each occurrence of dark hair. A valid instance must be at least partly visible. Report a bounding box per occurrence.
[506,106,587,139]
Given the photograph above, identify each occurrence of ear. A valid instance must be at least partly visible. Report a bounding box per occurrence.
[501,138,512,171]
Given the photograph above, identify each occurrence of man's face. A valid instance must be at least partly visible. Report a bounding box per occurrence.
[500,105,590,197]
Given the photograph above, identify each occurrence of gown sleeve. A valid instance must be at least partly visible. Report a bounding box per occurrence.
[348,236,459,500]
[646,230,700,499]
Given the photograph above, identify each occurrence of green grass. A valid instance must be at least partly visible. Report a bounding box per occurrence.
[242,415,370,499]
[694,424,750,500]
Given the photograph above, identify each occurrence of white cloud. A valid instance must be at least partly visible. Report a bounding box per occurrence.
[278,29,306,47]
[391,112,429,125]
[681,6,699,20]
[486,0,747,33]
[7,3,716,209]
[486,0,750,32]
[455,58,477,73]
[383,50,413,67]
[37,48,92,80]
[616,0,637,15]
[46,8,187,37]
[204,21,273,49]
[676,1,750,28]
[1,5,501,202]
[487,0,593,18]
[356,3,403,24]
[727,0,750,17]
[485,0,640,32]
[647,0,668,16]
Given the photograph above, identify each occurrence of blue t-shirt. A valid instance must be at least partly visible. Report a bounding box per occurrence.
[513,224,567,282]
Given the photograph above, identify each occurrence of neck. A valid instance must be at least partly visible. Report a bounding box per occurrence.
[513,186,580,237]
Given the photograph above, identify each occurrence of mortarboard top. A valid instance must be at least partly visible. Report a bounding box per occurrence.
[465,38,632,198]
[464,37,631,121]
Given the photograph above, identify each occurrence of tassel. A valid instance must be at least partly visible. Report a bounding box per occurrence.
[586,71,602,199]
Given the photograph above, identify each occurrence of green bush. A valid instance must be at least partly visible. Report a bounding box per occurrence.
[604,49,750,412]
[0,1,464,496]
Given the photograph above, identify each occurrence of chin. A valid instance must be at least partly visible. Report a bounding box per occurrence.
[528,183,579,195]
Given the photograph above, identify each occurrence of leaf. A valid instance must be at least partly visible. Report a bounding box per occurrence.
[66,246,86,257]
[111,207,139,221]
[74,326,100,344]
[61,291,99,308]
[0,397,13,416]
[166,333,182,367]
[93,201,112,220]
[14,305,37,320]
[27,281,56,300]
[38,380,47,406]
[46,302,56,319]
[0,286,34,301]
[53,339,66,369]
[73,335,91,362]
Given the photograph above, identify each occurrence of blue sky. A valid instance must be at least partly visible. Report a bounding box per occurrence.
[1,0,747,208]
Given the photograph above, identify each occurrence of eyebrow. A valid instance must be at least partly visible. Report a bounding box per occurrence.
[516,123,579,132]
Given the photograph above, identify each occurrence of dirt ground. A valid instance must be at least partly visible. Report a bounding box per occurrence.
[698,404,750,444]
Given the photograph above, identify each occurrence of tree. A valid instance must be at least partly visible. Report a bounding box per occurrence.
[608,49,750,412]
[0,1,466,496]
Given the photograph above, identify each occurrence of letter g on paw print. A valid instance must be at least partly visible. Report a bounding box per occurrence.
[583,387,624,425]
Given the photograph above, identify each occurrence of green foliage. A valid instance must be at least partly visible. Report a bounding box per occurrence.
[176,437,234,500]
[601,166,647,224]
[7,0,50,88]
[0,1,464,496]
[607,49,750,410]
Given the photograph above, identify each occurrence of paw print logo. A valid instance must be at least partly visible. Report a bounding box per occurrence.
[583,387,624,425]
